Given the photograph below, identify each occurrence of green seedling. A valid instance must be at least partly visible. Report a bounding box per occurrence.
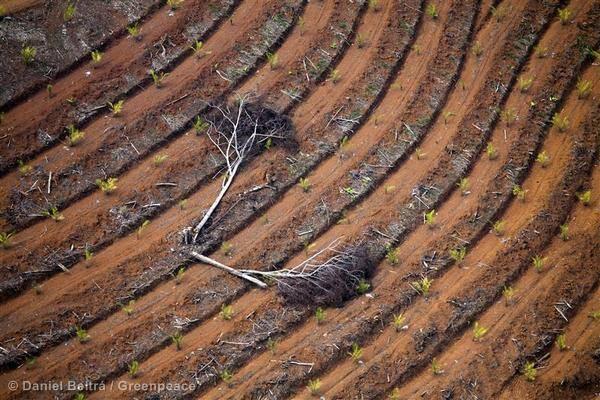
[443,111,455,124]
[431,358,443,375]
[512,185,527,201]
[315,307,326,324]
[264,137,273,150]
[532,255,545,272]
[559,223,569,241]
[63,2,75,21]
[576,78,592,99]
[522,361,537,381]
[557,8,572,25]
[167,0,183,10]
[501,108,517,126]
[108,100,124,116]
[492,220,505,236]
[175,267,185,284]
[42,206,64,221]
[518,76,534,92]
[385,244,398,265]
[449,247,467,264]
[266,337,277,354]
[426,3,438,19]
[389,388,402,400]
[502,285,515,305]
[356,33,366,48]
[356,279,370,294]
[348,343,363,363]
[91,50,102,65]
[136,220,149,239]
[149,69,168,88]
[84,247,93,264]
[424,209,437,227]
[551,112,569,131]
[220,304,234,320]
[392,313,406,332]
[534,45,548,58]
[486,142,498,160]
[221,242,233,256]
[472,321,488,341]
[47,84,53,98]
[21,46,36,65]
[329,69,341,84]
[127,23,140,39]
[153,154,168,166]
[588,310,600,320]
[536,151,550,168]
[193,116,209,133]
[25,356,37,369]
[74,393,86,400]
[171,331,183,350]
[190,40,211,58]
[122,300,135,316]
[307,378,322,396]
[340,135,349,148]
[96,177,118,194]
[75,326,90,343]
[368,0,381,12]
[412,276,432,296]
[128,360,139,377]
[471,41,483,57]
[266,52,279,69]
[66,125,85,146]
[556,334,567,351]
[576,190,592,206]
[219,369,233,383]
[415,147,426,160]
[457,177,470,195]
[491,4,508,21]
[0,232,15,249]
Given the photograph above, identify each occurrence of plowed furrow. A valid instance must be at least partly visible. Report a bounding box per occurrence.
[0,0,303,232]
[0,0,308,299]
[0,0,239,175]
[0,0,164,108]
[0,0,419,390]
[195,4,598,398]
[392,167,600,400]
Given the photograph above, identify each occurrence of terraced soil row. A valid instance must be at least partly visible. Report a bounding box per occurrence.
[0,0,164,108]
[0,0,238,174]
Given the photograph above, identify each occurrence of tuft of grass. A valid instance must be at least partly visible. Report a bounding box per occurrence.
[0,232,15,249]
[127,23,141,39]
[412,276,432,296]
[551,112,569,131]
[486,142,498,160]
[392,313,406,332]
[555,334,567,351]
[299,177,311,192]
[75,326,90,343]
[471,41,483,57]
[472,321,488,341]
[576,79,592,99]
[315,307,326,324]
[149,69,168,88]
[128,360,140,378]
[425,3,438,19]
[522,361,537,381]
[356,279,371,294]
[74,393,86,400]
[171,331,183,350]
[518,76,534,92]
[534,45,548,58]
[557,8,572,25]
[492,220,505,236]
[21,46,36,65]
[532,255,545,273]
[220,304,234,320]
[502,286,515,305]
[96,177,118,194]
[501,108,517,126]
[107,100,124,116]
[536,150,550,168]
[348,343,363,363]
[576,190,591,206]
[449,247,467,264]
[66,125,85,146]
[385,244,398,265]
[307,378,322,396]
[423,209,437,228]
[42,206,64,221]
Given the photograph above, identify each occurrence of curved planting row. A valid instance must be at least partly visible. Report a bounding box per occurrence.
[0,0,165,108]
[0,0,239,175]
[0,0,303,232]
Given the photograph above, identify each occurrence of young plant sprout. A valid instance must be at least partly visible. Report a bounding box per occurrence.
[74,393,86,400]
[90,50,103,65]
[536,150,550,167]
[175,267,185,284]
[0,232,15,249]
[307,378,322,396]
[17,160,32,175]
[149,69,168,88]
[385,244,398,265]
[576,190,592,206]
[457,177,470,195]
[128,360,140,377]
[534,45,548,58]
[66,125,85,146]
[83,247,93,265]
[557,8,572,25]
[219,369,233,383]
[190,40,209,58]
[492,220,505,236]
[501,108,517,126]
[96,177,118,194]
[424,209,437,228]
[449,247,467,264]
[559,223,569,241]
[75,327,91,343]
[491,4,508,21]
[442,111,455,124]
[415,147,426,160]
[26,356,37,369]
[502,285,515,305]
[221,242,233,256]
[122,300,135,316]
[522,361,537,381]
[171,331,183,350]
[193,115,209,133]
[153,154,168,166]
[107,100,124,116]
[412,276,432,296]
[472,321,488,341]
[220,304,234,320]
[576,79,592,99]
[21,46,36,65]
[266,52,279,69]
[532,255,545,272]
[348,343,363,363]
[392,313,406,332]
[299,177,311,192]
[266,337,277,354]
[315,307,326,324]
[136,220,150,239]
[512,185,527,201]
[356,33,366,48]
[485,142,498,160]
[42,206,64,221]
[551,112,569,131]
[555,334,567,351]
[356,279,370,294]
[340,135,349,148]
[127,23,141,39]
[63,2,75,21]
[431,358,443,375]
[518,76,534,92]
[329,69,341,84]
[471,41,483,57]
[588,310,600,320]
[264,137,273,150]
[47,84,53,98]
[167,0,183,10]
[426,3,438,19]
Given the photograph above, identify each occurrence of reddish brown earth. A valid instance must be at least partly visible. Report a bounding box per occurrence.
[0,0,598,399]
